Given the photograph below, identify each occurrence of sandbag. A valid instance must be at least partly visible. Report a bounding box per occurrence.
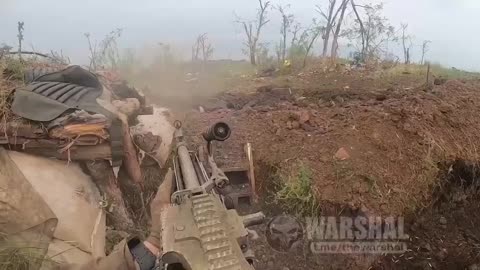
[0,148,57,269]
[7,151,106,257]
[131,106,174,167]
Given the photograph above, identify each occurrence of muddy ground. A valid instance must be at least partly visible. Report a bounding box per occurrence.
[177,67,480,270]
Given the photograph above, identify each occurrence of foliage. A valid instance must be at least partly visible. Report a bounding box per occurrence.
[301,20,325,67]
[345,3,397,63]
[274,162,320,216]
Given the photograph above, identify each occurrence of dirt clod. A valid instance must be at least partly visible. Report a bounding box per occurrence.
[334,147,350,161]
[439,216,447,225]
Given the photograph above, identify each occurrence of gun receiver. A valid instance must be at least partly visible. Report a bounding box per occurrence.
[161,121,262,270]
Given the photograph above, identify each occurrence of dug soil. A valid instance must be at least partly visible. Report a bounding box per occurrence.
[181,68,480,269]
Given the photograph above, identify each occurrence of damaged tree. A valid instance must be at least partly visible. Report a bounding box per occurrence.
[17,21,24,62]
[303,20,325,67]
[346,3,396,63]
[316,0,350,58]
[84,29,123,71]
[350,0,366,60]
[421,40,431,65]
[192,33,214,66]
[236,0,271,65]
[330,0,349,60]
[401,23,413,64]
[276,5,294,64]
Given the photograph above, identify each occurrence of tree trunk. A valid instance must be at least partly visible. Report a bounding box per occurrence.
[304,30,322,67]
[322,32,331,58]
[250,45,257,65]
[330,0,348,60]
[351,0,366,61]
[282,24,287,63]
[322,0,336,58]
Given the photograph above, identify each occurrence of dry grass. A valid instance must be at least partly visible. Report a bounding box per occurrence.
[0,57,24,121]
[379,63,480,80]
[0,247,48,270]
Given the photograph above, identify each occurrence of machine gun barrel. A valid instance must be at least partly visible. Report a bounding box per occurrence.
[174,123,201,190]
[177,144,200,189]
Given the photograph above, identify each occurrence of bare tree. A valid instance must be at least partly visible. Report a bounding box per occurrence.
[17,22,24,61]
[84,29,123,71]
[236,0,271,65]
[350,0,366,59]
[316,0,349,58]
[84,33,98,70]
[303,20,325,67]
[192,33,214,65]
[276,5,294,63]
[346,3,396,63]
[290,23,302,50]
[400,24,413,64]
[330,0,349,60]
[421,40,431,65]
[0,44,12,61]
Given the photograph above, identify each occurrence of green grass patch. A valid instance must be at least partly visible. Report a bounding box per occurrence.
[273,162,320,216]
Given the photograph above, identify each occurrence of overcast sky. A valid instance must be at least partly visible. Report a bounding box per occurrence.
[1,0,479,70]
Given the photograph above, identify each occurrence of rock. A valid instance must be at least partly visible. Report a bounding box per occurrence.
[275,128,281,136]
[301,123,315,132]
[334,96,345,104]
[256,106,273,112]
[438,103,453,113]
[436,248,448,261]
[286,121,293,130]
[439,216,447,225]
[375,94,387,101]
[298,111,310,124]
[421,243,432,252]
[334,147,350,161]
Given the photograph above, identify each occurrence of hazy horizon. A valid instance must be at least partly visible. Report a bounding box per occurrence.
[1,0,479,71]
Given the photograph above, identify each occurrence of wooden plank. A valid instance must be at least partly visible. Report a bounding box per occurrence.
[244,142,258,203]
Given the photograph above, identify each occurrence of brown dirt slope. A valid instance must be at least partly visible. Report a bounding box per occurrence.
[186,70,480,217]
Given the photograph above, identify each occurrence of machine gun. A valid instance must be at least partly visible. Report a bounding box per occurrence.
[160,121,264,270]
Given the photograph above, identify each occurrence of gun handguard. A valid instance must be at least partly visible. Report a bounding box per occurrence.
[160,122,261,270]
